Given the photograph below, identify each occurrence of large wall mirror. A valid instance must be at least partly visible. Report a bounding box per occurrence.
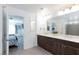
[47,10,79,36]
[65,11,79,36]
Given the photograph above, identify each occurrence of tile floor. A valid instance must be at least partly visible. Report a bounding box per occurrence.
[9,46,52,55]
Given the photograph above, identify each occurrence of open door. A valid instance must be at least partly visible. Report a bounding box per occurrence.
[0,5,3,55]
[2,6,9,55]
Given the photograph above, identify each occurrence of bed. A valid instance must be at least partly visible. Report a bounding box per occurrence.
[9,34,18,46]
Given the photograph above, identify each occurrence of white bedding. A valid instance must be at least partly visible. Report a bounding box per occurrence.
[9,34,18,46]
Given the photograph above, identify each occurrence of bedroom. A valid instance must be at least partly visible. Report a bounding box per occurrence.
[8,16,24,54]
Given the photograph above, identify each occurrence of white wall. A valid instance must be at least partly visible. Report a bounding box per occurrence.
[6,6,37,49]
[0,5,3,55]
[36,9,58,34]
[29,13,37,48]
[36,13,66,34]
[55,17,64,34]
[37,13,48,34]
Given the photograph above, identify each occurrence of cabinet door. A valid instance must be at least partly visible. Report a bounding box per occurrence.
[53,42,63,55]
[38,36,45,47]
[38,36,50,49]
[63,45,78,55]
[45,38,56,53]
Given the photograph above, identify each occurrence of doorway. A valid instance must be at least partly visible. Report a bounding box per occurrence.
[8,16,24,55]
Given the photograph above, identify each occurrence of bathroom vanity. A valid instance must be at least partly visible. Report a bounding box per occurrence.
[37,34,79,55]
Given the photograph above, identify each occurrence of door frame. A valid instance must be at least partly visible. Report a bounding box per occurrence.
[2,6,25,55]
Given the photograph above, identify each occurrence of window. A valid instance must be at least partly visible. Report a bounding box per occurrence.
[9,24,15,34]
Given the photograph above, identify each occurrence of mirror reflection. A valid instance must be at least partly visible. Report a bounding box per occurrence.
[47,10,79,36]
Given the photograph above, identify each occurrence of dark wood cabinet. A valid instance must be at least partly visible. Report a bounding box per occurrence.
[37,35,79,55]
[62,44,79,55]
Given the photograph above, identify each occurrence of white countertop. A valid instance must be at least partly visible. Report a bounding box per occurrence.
[38,33,79,43]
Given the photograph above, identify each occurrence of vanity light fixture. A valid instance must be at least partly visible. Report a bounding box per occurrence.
[58,4,79,16]
[58,11,64,16]
[63,4,75,10]
[71,5,79,12]
[74,21,78,24]
[64,8,70,14]
[69,22,73,24]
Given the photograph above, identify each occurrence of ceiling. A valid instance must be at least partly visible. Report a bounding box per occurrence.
[9,16,23,24]
[8,4,69,13]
